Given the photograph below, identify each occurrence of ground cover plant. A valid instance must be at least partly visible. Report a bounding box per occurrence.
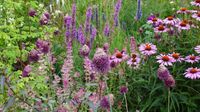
[0,0,200,112]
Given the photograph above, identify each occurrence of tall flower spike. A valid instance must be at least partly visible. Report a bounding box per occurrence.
[78,25,86,45]
[71,3,76,39]
[83,57,95,82]
[64,15,72,40]
[95,6,99,29]
[104,23,110,37]
[114,0,122,27]
[93,48,110,74]
[135,0,142,20]
[85,7,92,33]
[130,37,137,53]
[90,27,97,48]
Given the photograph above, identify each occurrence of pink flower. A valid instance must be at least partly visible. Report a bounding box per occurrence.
[191,0,200,7]
[127,53,141,69]
[185,54,200,64]
[154,25,169,33]
[170,52,184,62]
[139,43,157,56]
[175,21,190,31]
[192,12,200,21]
[184,67,200,79]
[163,16,180,26]
[194,45,200,54]
[147,17,163,25]
[110,50,129,63]
[156,54,175,66]
[176,8,190,14]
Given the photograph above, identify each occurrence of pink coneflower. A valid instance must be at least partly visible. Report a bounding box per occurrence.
[154,25,169,33]
[191,0,200,7]
[147,17,163,24]
[127,53,141,69]
[139,43,157,56]
[185,54,200,63]
[163,16,179,25]
[170,52,184,62]
[184,67,200,79]
[194,45,200,54]
[192,12,200,21]
[111,50,129,63]
[177,8,190,14]
[175,21,190,30]
[156,54,175,66]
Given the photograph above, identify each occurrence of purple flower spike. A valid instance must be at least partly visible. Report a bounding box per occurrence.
[85,7,92,33]
[114,0,122,27]
[22,65,32,77]
[135,0,142,20]
[104,23,110,37]
[72,3,77,38]
[90,27,97,48]
[28,8,36,17]
[64,15,72,39]
[78,25,86,45]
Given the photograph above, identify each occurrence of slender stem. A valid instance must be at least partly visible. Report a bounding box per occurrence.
[168,88,170,112]
[105,79,112,112]
[124,94,128,112]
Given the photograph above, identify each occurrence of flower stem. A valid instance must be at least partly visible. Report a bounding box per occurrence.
[124,94,128,112]
[168,88,170,112]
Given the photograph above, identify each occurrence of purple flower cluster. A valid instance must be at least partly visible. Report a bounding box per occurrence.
[22,65,32,77]
[40,12,50,25]
[157,65,175,88]
[92,48,110,74]
[28,8,36,17]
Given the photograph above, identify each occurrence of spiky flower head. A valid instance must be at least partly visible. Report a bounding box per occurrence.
[92,48,110,74]
[157,64,170,80]
[164,75,175,88]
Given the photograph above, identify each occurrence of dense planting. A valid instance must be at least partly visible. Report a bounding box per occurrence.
[0,0,200,112]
